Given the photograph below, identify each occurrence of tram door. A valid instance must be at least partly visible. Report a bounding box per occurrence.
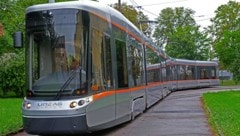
[115,39,131,120]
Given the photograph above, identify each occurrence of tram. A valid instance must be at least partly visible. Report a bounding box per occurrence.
[13,0,219,135]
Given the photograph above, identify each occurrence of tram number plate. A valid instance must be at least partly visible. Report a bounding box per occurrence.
[36,101,63,109]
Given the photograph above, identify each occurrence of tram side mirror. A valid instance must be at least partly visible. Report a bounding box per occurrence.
[13,31,23,48]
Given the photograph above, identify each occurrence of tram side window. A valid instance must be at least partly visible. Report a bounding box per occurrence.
[161,62,167,81]
[103,36,113,88]
[216,66,219,78]
[128,41,144,86]
[166,65,171,81]
[200,67,209,79]
[146,47,160,83]
[211,67,216,79]
[179,65,186,80]
[191,66,196,80]
[206,67,210,79]
[147,68,160,82]
[200,68,204,79]
[172,65,178,81]
[116,39,128,88]
[91,29,113,91]
[167,64,176,81]
[186,66,193,80]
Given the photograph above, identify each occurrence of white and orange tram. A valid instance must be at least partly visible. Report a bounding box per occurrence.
[13,0,219,135]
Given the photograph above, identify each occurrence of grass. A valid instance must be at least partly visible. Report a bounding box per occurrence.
[220,80,240,86]
[0,98,23,135]
[202,91,240,136]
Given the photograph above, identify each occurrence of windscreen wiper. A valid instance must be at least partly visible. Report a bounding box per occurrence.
[54,66,81,100]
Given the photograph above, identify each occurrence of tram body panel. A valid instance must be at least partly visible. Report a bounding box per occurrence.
[197,79,211,87]
[86,94,115,129]
[211,79,220,86]
[22,97,92,134]
[130,88,147,117]
[162,82,170,97]
[177,80,198,90]
[146,84,163,108]
[23,115,88,135]
[22,98,88,116]
[115,90,132,121]
[131,96,145,118]
[168,81,177,91]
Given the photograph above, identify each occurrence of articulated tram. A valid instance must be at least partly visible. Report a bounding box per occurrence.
[14,0,219,135]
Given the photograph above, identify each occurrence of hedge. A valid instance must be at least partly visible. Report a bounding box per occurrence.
[0,52,25,97]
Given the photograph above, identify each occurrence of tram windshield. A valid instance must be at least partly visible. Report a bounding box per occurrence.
[25,9,89,98]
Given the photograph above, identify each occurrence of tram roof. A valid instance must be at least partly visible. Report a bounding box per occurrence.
[173,58,218,66]
[26,1,145,39]
[196,60,218,66]
[27,2,155,45]
[26,0,165,59]
[26,1,108,14]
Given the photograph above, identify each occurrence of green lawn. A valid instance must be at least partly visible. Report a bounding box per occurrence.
[202,91,240,136]
[0,98,23,135]
[220,80,240,86]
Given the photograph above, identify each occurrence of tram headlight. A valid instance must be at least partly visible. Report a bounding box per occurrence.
[70,96,93,108]
[70,101,77,108]
[78,100,85,106]
[86,96,93,103]
[23,101,31,109]
[26,103,31,109]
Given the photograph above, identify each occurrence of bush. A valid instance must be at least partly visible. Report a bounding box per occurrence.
[0,52,25,97]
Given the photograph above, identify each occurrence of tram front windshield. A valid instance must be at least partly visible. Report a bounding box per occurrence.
[26,9,88,98]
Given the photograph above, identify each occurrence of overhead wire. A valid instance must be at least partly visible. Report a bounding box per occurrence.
[129,0,139,8]
[194,14,214,22]
[129,0,159,19]
[196,17,213,22]
[131,0,216,24]
[140,0,187,7]
[131,0,188,20]
[140,8,159,18]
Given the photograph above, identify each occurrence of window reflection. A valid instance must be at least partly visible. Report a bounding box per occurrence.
[26,9,88,95]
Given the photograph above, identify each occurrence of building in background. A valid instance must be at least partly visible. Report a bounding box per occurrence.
[219,70,233,80]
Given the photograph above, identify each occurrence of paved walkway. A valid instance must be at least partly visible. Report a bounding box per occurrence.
[104,88,216,136]
[102,86,239,136]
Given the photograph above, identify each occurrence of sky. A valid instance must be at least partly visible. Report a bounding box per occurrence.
[98,0,239,28]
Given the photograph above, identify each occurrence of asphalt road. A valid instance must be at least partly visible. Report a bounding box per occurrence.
[14,86,239,136]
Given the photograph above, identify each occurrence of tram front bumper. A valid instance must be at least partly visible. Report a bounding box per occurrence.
[23,114,89,135]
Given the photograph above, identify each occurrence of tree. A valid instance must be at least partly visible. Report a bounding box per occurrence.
[0,0,69,97]
[209,1,240,83]
[153,7,196,48]
[112,3,150,34]
[209,1,240,43]
[165,26,210,60]
[153,7,210,60]
[216,30,240,83]
[0,0,21,55]
[0,0,53,55]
